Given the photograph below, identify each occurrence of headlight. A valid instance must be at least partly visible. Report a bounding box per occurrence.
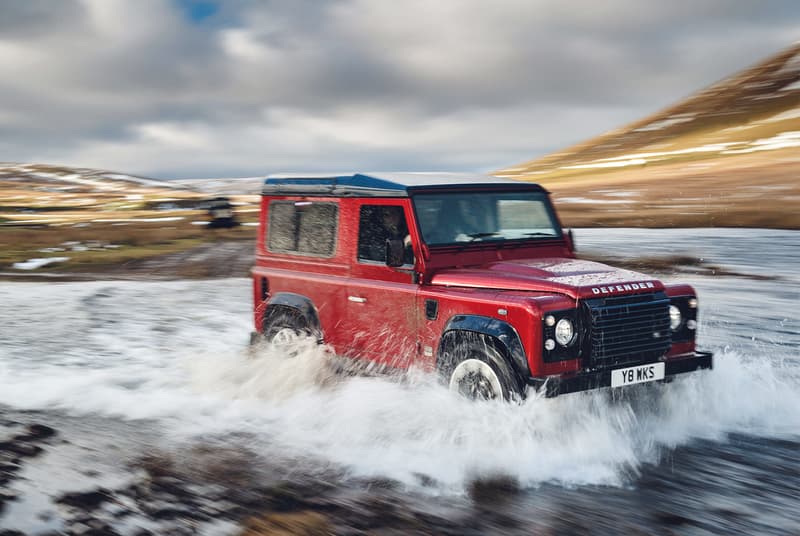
[669,305,682,330]
[555,318,575,346]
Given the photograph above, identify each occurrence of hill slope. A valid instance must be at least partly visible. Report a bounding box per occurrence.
[497,43,800,228]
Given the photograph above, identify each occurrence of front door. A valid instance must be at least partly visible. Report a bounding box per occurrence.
[344,202,419,369]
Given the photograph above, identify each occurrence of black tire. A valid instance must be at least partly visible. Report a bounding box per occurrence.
[262,308,312,346]
[439,336,525,402]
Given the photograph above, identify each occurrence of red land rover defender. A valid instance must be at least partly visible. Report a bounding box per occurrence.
[251,173,712,400]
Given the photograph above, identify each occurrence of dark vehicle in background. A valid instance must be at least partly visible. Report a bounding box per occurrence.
[205,196,240,229]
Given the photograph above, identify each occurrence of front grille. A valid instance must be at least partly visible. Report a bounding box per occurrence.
[584,292,671,367]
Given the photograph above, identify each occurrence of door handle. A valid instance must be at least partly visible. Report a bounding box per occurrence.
[348,296,367,303]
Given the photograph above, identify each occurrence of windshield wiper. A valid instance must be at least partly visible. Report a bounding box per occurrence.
[467,232,500,242]
[523,232,556,237]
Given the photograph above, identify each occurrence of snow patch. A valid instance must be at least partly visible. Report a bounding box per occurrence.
[722,131,800,154]
[633,114,695,132]
[561,143,738,170]
[780,80,800,92]
[13,257,70,270]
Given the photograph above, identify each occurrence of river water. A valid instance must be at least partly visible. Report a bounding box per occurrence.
[0,229,798,534]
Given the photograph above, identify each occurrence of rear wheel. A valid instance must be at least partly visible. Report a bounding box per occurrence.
[262,309,312,354]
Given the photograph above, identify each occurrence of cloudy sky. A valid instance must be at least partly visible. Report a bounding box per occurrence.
[1,0,799,178]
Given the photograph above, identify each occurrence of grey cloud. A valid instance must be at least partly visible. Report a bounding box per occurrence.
[1,0,799,177]
[0,0,85,37]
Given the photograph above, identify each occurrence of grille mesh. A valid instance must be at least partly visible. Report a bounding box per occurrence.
[585,292,671,367]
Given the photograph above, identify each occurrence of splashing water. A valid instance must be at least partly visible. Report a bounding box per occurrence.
[181,341,800,491]
[0,271,798,494]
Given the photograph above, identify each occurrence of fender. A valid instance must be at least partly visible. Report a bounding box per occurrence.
[439,315,530,378]
[264,292,322,336]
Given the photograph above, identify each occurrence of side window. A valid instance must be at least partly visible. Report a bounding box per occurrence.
[357,205,412,264]
[267,201,338,256]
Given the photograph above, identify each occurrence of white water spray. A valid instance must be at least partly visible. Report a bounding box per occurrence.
[0,275,798,493]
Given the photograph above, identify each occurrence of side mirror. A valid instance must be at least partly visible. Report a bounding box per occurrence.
[567,229,576,253]
[385,238,406,267]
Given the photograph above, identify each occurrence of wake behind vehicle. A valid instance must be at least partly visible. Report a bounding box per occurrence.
[251,173,712,400]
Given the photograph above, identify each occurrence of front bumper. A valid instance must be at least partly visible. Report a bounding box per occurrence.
[529,351,713,398]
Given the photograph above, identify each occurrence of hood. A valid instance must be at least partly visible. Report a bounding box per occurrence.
[430,258,664,299]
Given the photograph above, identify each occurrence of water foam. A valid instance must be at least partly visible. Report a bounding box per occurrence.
[178,341,800,491]
[1,277,798,493]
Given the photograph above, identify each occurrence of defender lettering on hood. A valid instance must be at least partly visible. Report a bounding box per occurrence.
[591,281,656,295]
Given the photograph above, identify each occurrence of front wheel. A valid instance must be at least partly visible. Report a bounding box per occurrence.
[441,341,525,402]
[449,358,506,400]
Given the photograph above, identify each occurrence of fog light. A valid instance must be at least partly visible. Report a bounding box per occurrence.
[687,319,697,330]
[669,305,682,331]
[544,339,556,351]
[555,318,575,346]
[545,315,556,327]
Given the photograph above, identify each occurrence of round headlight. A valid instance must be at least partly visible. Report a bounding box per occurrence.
[554,318,575,346]
[669,305,682,330]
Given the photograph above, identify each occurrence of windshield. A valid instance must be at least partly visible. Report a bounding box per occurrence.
[412,191,561,246]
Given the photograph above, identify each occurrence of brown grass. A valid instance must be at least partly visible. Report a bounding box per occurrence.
[240,512,333,536]
[542,148,800,229]
[0,220,256,270]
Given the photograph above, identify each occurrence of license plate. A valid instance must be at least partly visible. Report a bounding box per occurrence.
[611,362,665,388]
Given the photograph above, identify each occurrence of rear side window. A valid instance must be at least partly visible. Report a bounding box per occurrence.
[267,201,338,257]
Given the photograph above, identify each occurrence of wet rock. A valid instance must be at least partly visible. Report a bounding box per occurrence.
[0,462,20,484]
[151,476,195,499]
[227,488,272,510]
[261,485,312,512]
[0,440,43,457]
[187,482,227,500]
[0,530,27,536]
[467,474,521,505]
[66,521,91,535]
[68,522,121,536]
[124,481,153,501]
[201,499,239,518]
[653,511,695,526]
[0,490,19,504]
[360,477,401,491]
[412,472,439,488]
[107,495,138,518]
[56,488,113,511]
[24,424,57,440]
[148,504,201,521]
[135,453,177,479]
